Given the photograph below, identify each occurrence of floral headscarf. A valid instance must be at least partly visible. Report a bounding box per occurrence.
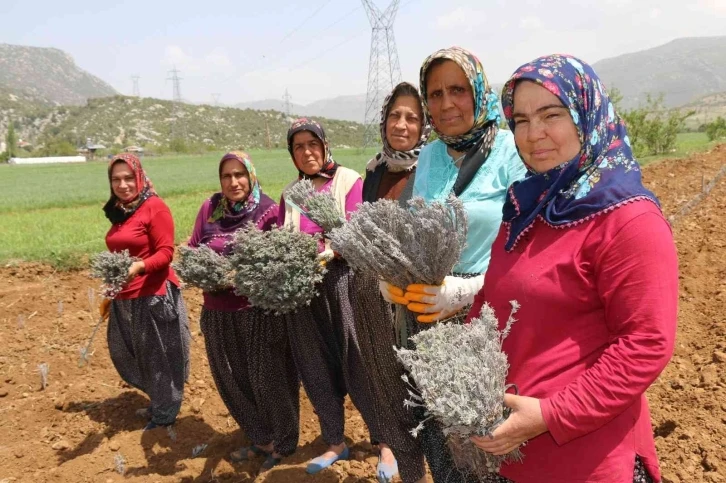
[208,151,263,227]
[419,46,500,153]
[419,46,501,196]
[287,117,338,180]
[103,153,156,224]
[366,82,432,173]
[500,54,659,252]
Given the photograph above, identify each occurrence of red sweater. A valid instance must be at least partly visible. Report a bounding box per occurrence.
[468,201,678,483]
[105,196,179,298]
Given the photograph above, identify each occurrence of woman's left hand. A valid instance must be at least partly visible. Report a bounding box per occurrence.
[470,394,548,456]
[127,261,145,282]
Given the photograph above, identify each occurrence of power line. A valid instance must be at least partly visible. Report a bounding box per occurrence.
[277,0,334,45]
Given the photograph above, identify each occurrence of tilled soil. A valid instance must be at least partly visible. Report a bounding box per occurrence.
[1,145,725,483]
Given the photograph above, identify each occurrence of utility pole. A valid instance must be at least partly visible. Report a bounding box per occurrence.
[212,93,221,107]
[166,67,186,142]
[265,119,272,150]
[283,89,292,117]
[361,0,402,147]
[131,76,140,97]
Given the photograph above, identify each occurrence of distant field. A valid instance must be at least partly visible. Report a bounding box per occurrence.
[1,133,719,267]
[638,132,719,165]
[0,148,376,266]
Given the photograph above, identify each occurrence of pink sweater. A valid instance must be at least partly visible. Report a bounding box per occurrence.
[468,201,678,483]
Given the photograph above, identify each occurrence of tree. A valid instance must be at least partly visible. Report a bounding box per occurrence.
[5,122,17,158]
[705,117,726,142]
[613,91,694,157]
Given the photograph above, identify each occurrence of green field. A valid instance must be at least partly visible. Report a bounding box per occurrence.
[0,148,376,267]
[638,132,719,166]
[1,133,719,269]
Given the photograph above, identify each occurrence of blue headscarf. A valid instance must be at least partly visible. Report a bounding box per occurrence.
[500,54,660,252]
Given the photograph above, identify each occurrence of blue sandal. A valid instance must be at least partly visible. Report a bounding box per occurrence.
[306,446,350,474]
[377,457,399,483]
[230,445,270,462]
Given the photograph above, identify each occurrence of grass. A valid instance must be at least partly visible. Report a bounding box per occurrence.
[1,132,718,269]
[0,148,376,267]
[638,132,719,166]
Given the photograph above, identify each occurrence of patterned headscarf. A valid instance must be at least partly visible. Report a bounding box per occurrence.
[103,153,156,224]
[208,151,262,226]
[420,46,501,196]
[500,54,659,252]
[287,117,338,180]
[366,82,432,173]
[419,46,500,153]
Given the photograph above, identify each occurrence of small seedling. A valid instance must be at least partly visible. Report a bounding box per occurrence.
[37,363,49,390]
[114,453,126,475]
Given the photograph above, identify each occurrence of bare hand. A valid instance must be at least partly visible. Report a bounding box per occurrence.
[470,394,548,456]
[127,261,145,282]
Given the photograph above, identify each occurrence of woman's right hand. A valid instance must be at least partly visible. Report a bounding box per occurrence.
[99,299,111,320]
[379,280,408,305]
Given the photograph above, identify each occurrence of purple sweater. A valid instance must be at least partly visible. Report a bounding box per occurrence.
[188,196,278,311]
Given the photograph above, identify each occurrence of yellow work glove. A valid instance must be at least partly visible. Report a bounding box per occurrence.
[379,280,408,305]
[99,299,111,321]
[405,275,484,323]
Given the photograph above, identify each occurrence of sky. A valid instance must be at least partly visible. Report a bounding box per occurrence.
[3,0,726,106]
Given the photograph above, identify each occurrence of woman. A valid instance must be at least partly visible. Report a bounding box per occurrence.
[362,81,431,203]
[187,151,299,471]
[356,81,432,482]
[102,153,190,430]
[467,55,678,482]
[279,117,371,474]
[384,46,527,483]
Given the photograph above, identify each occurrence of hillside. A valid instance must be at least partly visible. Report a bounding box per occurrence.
[678,91,726,129]
[594,36,726,109]
[34,96,365,150]
[0,86,72,145]
[236,92,388,123]
[0,44,117,105]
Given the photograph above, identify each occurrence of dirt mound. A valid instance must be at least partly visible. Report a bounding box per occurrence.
[1,145,725,482]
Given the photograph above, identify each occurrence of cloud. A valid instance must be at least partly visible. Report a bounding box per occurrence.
[519,16,544,30]
[434,7,486,32]
[699,0,726,14]
[164,45,194,69]
[164,45,231,72]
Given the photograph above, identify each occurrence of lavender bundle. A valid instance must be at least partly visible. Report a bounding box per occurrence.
[229,224,327,314]
[328,196,467,288]
[394,301,521,476]
[90,250,136,298]
[284,179,345,232]
[174,245,232,293]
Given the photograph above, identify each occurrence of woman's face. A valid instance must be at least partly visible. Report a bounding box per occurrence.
[291,131,325,176]
[385,94,423,151]
[425,60,475,137]
[220,158,251,203]
[110,162,138,202]
[511,80,582,173]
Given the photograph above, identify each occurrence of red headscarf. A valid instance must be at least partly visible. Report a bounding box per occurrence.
[103,153,157,224]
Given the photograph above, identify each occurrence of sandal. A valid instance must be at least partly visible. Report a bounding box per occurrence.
[230,445,270,462]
